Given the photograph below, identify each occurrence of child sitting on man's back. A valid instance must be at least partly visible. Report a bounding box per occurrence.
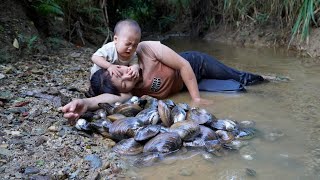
[90,19,141,79]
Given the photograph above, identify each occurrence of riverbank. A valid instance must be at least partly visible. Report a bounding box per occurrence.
[204,24,320,58]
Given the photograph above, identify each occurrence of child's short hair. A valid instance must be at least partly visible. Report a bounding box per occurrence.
[114,19,141,36]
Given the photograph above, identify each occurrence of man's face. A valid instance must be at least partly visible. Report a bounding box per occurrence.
[110,66,139,92]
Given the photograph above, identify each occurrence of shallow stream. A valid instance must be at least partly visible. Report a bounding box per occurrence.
[127,38,320,179]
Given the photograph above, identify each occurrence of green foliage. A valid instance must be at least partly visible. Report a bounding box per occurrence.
[289,0,319,45]
[117,0,156,27]
[32,0,64,16]
[17,34,39,52]
[0,25,4,33]
[221,0,320,44]
[159,15,176,32]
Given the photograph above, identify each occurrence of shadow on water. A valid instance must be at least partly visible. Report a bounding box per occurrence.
[126,38,320,179]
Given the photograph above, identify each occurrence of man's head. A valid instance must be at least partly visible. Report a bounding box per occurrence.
[90,67,139,96]
[113,19,141,61]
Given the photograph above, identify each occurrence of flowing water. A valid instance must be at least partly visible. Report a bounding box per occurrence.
[126,38,320,179]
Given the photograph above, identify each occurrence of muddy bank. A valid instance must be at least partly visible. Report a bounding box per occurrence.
[204,25,320,58]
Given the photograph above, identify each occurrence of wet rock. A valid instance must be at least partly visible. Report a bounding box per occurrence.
[87,170,100,180]
[58,126,73,136]
[0,147,12,157]
[24,166,40,175]
[84,154,102,170]
[15,172,23,179]
[0,90,14,101]
[0,73,5,79]
[35,136,47,147]
[29,175,51,180]
[48,125,59,132]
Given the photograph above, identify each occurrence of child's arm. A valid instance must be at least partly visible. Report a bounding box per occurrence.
[91,55,122,77]
[92,55,112,69]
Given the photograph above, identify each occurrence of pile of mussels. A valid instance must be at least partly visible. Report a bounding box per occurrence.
[75,95,256,166]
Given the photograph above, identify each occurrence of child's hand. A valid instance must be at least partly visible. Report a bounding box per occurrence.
[127,66,140,79]
[107,65,122,77]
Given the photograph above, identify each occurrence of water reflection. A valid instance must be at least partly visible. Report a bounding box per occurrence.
[127,38,320,179]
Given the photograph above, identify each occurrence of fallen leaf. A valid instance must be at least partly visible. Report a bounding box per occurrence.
[13,38,19,49]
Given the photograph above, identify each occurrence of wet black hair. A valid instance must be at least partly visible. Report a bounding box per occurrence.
[90,69,120,96]
[114,19,141,36]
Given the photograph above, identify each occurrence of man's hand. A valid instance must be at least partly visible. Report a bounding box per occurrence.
[59,99,88,125]
[191,97,213,107]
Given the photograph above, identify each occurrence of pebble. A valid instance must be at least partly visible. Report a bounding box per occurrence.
[0,73,5,79]
[29,175,51,180]
[84,154,102,170]
[48,125,59,132]
[24,166,40,175]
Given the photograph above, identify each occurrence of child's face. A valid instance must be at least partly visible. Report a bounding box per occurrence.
[114,29,140,61]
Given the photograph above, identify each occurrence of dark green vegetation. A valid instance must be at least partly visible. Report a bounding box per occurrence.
[30,0,320,41]
[1,0,320,62]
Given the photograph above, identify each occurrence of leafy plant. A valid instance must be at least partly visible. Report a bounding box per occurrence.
[32,0,64,16]
[16,34,39,52]
[27,35,39,50]
[289,0,319,45]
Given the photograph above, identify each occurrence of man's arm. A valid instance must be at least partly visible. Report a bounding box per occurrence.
[61,93,132,122]
[157,44,201,101]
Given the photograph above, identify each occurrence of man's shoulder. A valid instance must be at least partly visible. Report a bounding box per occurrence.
[139,41,161,46]
[138,41,161,51]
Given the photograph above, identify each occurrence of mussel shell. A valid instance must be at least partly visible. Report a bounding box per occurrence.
[140,95,158,109]
[183,138,206,148]
[210,119,237,131]
[112,138,143,155]
[176,103,190,112]
[95,109,107,119]
[135,108,159,125]
[187,108,215,125]
[98,103,114,115]
[223,140,249,150]
[89,119,112,137]
[169,120,200,141]
[171,105,186,123]
[75,119,91,131]
[107,113,126,122]
[236,128,256,140]
[143,132,182,153]
[79,111,96,120]
[182,126,217,148]
[216,130,234,143]
[205,140,222,153]
[109,117,144,141]
[164,99,175,109]
[158,100,172,127]
[134,125,161,142]
[197,125,218,141]
[113,104,143,117]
